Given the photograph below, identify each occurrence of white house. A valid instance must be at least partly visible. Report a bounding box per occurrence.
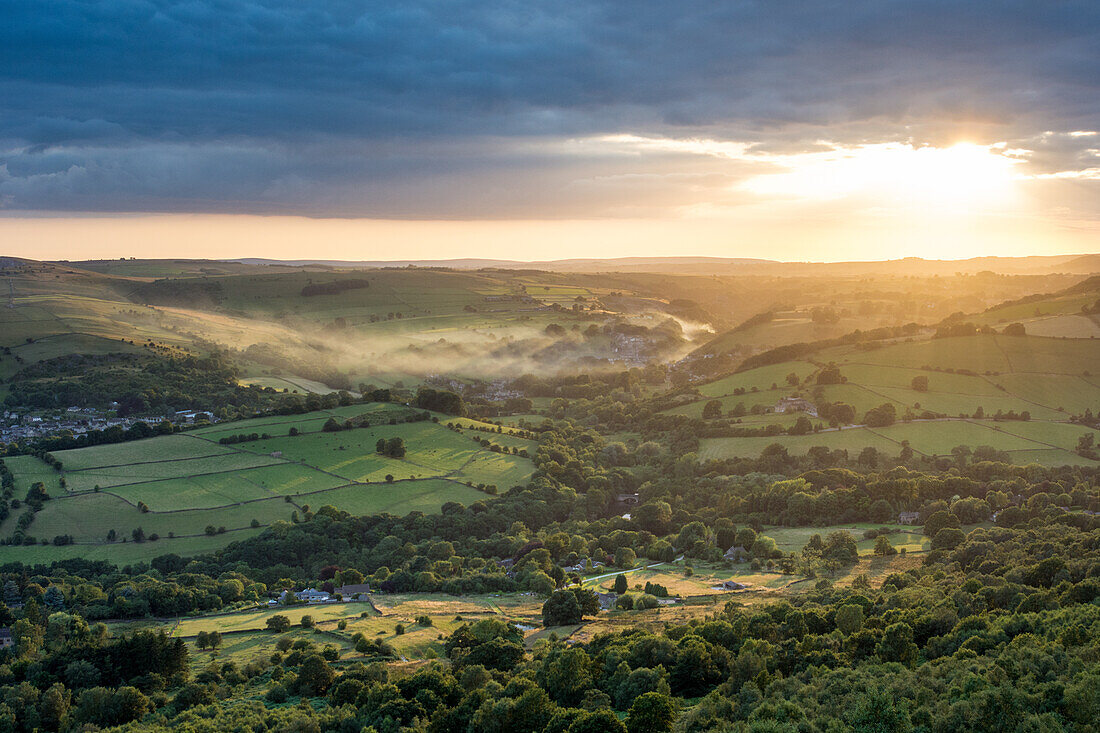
[278,587,332,604]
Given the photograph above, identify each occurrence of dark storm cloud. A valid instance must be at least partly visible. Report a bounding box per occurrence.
[0,0,1097,215]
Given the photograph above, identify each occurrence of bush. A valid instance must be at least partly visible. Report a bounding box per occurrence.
[265,684,288,703]
[266,615,291,633]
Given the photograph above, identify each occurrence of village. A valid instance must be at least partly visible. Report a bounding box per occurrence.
[0,407,216,444]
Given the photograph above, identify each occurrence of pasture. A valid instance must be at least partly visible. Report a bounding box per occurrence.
[0,404,534,562]
[675,334,1099,466]
[699,419,1097,464]
[762,523,932,554]
[107,592,544,664]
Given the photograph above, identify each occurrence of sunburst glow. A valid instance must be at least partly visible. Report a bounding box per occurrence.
[741,142,1022,209]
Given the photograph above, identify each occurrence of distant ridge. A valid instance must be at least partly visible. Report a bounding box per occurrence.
[226,254,1099,275]
[229,256,773,270]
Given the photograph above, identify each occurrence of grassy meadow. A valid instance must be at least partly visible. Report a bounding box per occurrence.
[0,404,533,562]
[676,334,1099,465]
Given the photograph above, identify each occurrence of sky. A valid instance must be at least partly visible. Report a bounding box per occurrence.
[1,0,1098,262]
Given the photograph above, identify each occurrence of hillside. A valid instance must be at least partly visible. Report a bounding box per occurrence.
[974,275,1100,338]
[0,403,534,563]
[665,333,1100,466]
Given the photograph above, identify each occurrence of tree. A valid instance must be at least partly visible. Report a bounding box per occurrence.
[817,364,843,385]
[911,375,929,392]
[613,574,628,594]
[266,614,291,632]
[64,660,101,690]
[847,687,913,732]
[570,709,627,733]
[932,527,966,551]
[822,531,859,565]
[296,654,336,696]
[539,646,593,707]
[414,386,466,416]
[835,603,864,635]
[543,590,583,626]
[702,400,723,419]
[39,682,70,732]
[869,499,892,523]
[831,402,857,425]
[2,580,20,606]
[877,622,918,665]
[750,535,778,559]
[873,535,897,556]
[614,547,637,568]
[924,510,959,537]
[43,585,65,611]
[634,501,672,534]
[1003,322,1026,336]
[863,403,896,427]
[735,527,757,549]
[789,416,813,435]
[626,692,676,733]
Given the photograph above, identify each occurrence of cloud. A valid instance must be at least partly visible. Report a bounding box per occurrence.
[0,0,1097,217]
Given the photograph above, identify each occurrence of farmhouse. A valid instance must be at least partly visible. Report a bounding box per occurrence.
[0,628,11,649]
[596,592,617,610]
[774,397,818,417]
[724,545,749,562]
[279,588,332,604]
[898,511,920,524]
[720,580,747,591]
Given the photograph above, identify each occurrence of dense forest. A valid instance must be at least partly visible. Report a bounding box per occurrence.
[0,398,1096,731]
[5,353,275,414]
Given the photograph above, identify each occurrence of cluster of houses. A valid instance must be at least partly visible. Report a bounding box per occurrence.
[0,407,217,444]
[561,560,606,574]
[773,397,818,417]
[0,409,143,443]
[608,332,648,365]
[270,583,373,606]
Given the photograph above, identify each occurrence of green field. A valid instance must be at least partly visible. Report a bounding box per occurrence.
[61,451,285,492]
[699,419,1098,463]
[105,592,545,665]
[0,405,534,562]
[301,479,488,516]
[676,334,1098,465]
[54,435,236,470]
[111,464,346,510]
[763,523,932,554]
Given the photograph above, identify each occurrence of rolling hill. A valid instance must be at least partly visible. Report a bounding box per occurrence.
[0,403,534,563]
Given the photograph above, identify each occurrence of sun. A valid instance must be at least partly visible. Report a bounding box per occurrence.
[742,141,1022,210]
